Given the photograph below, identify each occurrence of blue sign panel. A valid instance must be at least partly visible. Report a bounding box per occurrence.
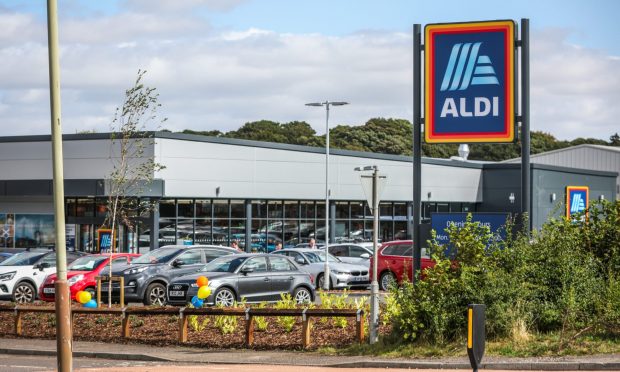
[431,213,510,256]
[425,20,515,143]
[566,186,589,218]
[98,229,113,253]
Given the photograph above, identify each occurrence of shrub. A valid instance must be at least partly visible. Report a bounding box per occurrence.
[213,303,238,335]
[274,293,297,332]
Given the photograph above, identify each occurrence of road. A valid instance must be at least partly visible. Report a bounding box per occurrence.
[0,354,182,372]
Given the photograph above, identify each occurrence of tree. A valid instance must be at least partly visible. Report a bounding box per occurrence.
[610,133,620,147]
[104,70,166,307]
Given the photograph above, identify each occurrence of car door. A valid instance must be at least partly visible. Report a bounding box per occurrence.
[349,245,372,266]
[267,256,298,299]
[33,253,58,290]
[168,249,204,280]
[237,256,271,302]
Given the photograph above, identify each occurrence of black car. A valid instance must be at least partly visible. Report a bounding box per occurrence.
[167,253,315,307]
[104,245,238,305]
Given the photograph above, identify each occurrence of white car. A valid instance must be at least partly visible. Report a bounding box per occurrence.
[0,250,84,303]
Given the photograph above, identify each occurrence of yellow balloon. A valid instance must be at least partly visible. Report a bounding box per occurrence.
[197,285,211,300]
[77,290,91,304]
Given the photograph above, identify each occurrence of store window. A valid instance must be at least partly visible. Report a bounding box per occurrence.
[159,199,176,218]
[213,200,229,219]
[195,200,211,219]
[177,199,194,218]
[76,199,94,217]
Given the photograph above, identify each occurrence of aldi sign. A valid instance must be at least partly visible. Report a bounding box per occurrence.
[566,186,589,218]
[425,20,515,143]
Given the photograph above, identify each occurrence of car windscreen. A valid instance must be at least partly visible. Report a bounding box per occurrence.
[303,251,340,263]
[201,256,248,273]
[68,256,108,271]
[131,248,181,264]
[0,252,48,266]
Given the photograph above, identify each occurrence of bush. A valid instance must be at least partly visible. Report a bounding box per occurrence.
[385,201,620,347]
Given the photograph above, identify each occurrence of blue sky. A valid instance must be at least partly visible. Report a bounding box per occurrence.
[0,0,618,140]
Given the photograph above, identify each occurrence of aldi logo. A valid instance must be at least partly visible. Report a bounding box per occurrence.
[566,186,589,218]
[425,20,515,143]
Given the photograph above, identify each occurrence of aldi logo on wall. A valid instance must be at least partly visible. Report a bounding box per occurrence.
[566,186,589,218]
[97,228,114,253]
[425,20,515,143]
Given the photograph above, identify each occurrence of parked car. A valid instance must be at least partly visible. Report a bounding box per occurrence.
[271,248,369,289]
[167,253,315,306]
[38,253,140,302]
[370,240,435,291]
[0,249,85,303]
[0,252,13,263]
[103,245,238,305]
[327,244,373,265]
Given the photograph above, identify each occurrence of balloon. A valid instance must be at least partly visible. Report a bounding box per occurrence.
[77,290,91,304]
[196,276,208,287]
[83,299,97,308]
[191,295,203,308]
[197,285,211,299]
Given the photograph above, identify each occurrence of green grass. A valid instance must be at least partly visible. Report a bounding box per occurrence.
[320,332,620,358]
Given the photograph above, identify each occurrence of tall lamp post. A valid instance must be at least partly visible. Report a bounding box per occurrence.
[305,101,348,290]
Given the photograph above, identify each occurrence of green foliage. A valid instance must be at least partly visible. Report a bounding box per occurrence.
[254,302,269,332]
[213,303,238,335]
[274,293,298,332]
[385,201,620,347]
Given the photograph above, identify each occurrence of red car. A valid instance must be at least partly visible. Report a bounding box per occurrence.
[39,253,140,302]
[370,240,435,291]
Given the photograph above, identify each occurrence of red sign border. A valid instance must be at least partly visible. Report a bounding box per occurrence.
[424,20,516,143]
[565,186,589,218]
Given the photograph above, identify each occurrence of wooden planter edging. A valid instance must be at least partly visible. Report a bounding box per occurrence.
[0,305,365,349]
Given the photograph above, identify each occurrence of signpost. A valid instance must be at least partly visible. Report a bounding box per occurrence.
[97,229,114,253]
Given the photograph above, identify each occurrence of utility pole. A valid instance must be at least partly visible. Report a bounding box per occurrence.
[47,1,72,371]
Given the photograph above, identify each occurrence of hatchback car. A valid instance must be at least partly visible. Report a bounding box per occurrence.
[370,240,435,291]
[0,249,85,303]
[327,244,373,265]
[167,253,315,306]
[39,253,139,302]
[103,245,238,305]
[272,248,369,289]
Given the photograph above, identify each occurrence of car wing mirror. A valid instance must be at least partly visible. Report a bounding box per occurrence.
[240,267,254,274]
[172,259,185,267]
[360,253,370,259]
[295,257,307,265]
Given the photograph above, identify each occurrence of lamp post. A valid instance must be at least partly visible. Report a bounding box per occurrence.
[354,165,384,344]
[305,101,348,290]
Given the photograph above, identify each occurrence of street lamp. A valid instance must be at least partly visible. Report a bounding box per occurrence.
[354,165,384,344]
[305,101,349,290]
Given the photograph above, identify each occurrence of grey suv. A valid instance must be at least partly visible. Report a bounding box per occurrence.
[104,245,238,305]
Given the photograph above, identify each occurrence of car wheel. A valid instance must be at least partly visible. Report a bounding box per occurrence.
[316,273,332,290]
[13,282,35,303]
[379,271,396,291]
[144,283,166,306]
[214,287,235,307]
[293,287,312,304]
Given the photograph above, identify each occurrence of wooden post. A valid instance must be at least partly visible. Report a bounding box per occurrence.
[121,309,130,338]
[356,310,365,343]
[14,310,22,336]
[245,308,254,346]
[302,310,311,349]
[178,308,188,343]
[96,277,101,308]
[120,276,125,308]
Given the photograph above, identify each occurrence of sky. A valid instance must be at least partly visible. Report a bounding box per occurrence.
[0,0,618,141]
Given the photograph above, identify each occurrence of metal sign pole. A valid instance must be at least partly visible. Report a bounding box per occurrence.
[520,18,531,234]
[412,24,423,277]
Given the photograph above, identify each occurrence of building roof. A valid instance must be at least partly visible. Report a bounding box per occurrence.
[503,144,620,163]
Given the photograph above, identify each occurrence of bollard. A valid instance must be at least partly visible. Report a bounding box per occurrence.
[467,304,485,372]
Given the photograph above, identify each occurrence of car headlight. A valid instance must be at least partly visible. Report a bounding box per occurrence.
[332,270,350,275]
[123,266,148,275]
[0,271,16,281]
[67,274,84,286]
[190,283,198,288]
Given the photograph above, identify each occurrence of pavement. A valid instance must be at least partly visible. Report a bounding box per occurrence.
[0,337,619,370]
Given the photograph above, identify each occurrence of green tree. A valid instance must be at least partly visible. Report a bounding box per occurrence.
[182,129,223,137]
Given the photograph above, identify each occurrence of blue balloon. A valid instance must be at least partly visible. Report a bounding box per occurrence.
[83,299,97,308]
[191,295,203,308]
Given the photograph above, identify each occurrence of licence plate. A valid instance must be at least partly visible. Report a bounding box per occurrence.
[169,290,185,297]
[353,276,366,281]
[43,287,55,294]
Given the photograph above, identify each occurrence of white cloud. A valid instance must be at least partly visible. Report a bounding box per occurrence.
[0,6,617,141]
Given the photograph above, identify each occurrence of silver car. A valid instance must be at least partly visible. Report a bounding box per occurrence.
[272,248,370,289]
[327,243,373,266]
